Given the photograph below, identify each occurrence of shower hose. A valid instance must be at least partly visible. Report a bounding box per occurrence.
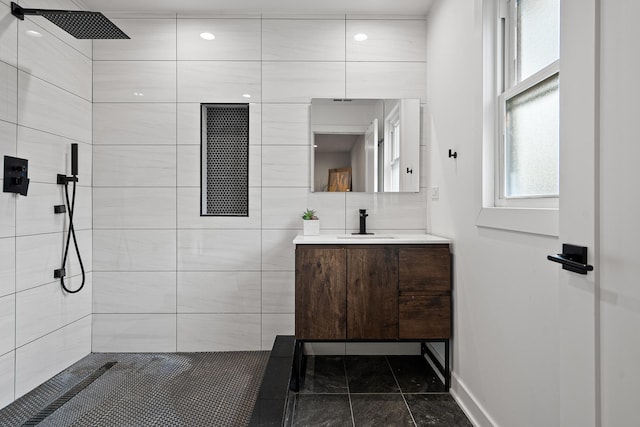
[60,178,86,293]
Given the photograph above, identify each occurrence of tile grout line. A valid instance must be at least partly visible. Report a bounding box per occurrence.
[14,14,18,403]
[343,357,356,427]
[385,356,418,427]
[175,12,179,353]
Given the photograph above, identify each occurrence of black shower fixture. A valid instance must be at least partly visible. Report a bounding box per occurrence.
[11,2,129,39]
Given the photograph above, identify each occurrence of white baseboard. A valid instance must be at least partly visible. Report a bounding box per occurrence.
[450,372,498,427]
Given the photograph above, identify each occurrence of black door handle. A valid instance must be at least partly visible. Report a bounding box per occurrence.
[547,244,594,275]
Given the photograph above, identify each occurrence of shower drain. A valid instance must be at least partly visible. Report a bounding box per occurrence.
[21,362,117,427]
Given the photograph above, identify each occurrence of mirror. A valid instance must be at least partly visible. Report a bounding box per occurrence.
[311,98,420,192]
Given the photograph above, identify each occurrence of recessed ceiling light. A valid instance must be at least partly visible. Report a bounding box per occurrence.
[313,144,318,148]
[242,94,251,98]
[133,92,144,97]
[353,33,368,42]
[200,32,215,40]
[25,30,42,38]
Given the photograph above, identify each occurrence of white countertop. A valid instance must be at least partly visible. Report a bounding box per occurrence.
[293,233,451,245]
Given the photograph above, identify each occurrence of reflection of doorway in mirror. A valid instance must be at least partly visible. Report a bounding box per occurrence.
[328,167,352,192]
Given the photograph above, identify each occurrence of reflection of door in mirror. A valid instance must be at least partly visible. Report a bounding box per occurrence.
[328,167,352,191]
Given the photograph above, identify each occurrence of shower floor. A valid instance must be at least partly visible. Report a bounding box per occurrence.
[0,352,269,426]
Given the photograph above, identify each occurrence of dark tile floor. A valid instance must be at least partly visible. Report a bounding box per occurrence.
[287,355,472,427]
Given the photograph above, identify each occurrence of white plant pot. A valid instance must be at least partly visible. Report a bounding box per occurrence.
[303,220,320,236]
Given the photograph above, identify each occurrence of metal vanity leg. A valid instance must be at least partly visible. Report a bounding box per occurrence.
[290,340,304,392]
[444,339,451,390]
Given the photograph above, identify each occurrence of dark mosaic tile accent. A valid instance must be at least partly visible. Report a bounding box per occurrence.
[345,356,400,394]
[405,394,473,427]
[351,394,415,427]
[301,356,348,394]
[388,356,446,393]
[291,394,353,427]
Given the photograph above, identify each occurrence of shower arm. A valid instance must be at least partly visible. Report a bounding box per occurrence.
[11,2,73,20]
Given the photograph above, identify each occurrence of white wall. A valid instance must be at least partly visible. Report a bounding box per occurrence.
[0,0,93,407]
[599,2,640,425]
[91,15,428,352]
[426,1,561,426]
[427,1,640,426]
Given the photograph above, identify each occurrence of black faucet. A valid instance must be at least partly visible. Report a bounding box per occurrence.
[353,209,374,235]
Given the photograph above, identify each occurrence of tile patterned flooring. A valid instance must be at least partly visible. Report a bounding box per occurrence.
[287,355,472,427]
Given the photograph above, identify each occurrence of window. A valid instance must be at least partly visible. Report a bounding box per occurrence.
[384,105,401,192]
[497,0,559,206]
[201,104,249,216]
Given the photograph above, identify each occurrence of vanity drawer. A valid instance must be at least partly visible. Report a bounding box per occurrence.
[398,247,451,293]
[399,294,451,339]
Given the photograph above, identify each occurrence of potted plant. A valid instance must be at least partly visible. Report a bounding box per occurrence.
[302,209,320,236]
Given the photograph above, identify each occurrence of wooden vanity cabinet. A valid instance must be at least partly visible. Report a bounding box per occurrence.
[295,244,451,341]
[294,246,347,340]
[398,247,451,339]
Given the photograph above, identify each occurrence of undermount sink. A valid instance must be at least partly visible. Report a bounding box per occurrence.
[337,235,394,239]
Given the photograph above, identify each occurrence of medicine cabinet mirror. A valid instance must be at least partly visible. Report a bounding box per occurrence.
[311,98,420,193]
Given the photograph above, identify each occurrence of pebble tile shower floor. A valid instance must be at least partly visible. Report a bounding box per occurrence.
[0,352,269,426]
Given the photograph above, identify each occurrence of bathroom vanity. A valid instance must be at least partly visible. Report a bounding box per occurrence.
[292,234,452,388]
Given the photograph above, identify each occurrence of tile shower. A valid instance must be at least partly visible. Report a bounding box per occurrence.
[0,0,431,406]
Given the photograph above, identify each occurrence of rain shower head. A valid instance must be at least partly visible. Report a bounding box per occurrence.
[11,2,129,39]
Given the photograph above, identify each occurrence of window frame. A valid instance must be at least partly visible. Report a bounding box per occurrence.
[477,0,560,236]
[495,0,560,208]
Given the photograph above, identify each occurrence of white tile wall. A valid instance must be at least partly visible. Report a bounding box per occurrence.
[262,62,346,103]
[177,314,260,351]
[0,238,15,297]
[17,71,91,142]
[177,19,261,60]
[93,61,176,102]
[0,61,17,123]
[91,16,428,354]
[93,272,176,314]
[16,230,92,292]
[0,0,93,406]
[346,62,427,101]
[177,61,261,102]
[261,313,294,350]
[93,103,177,145]
[261,272,294,313]
[0,352,14,408]
[15,183,91,236]
[93,145,176,187]
[17,128,91,184]
[0,294,15,355]
[261,104,310,146]
[262,145,310,187]
[93,229,176,272]
[93,188,176,229]
[15,277,92,347]
[177,272,260,313]
[177,187,262,229]
[346,20,427,61]
[92,314,176,352]
[18,19,92,100]
[93,19,177,60]
[262,20,345,61]
[0,2,17,67]
[15,316,91,398]
[177,230,261,271]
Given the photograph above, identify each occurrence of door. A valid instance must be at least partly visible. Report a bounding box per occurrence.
[556,1,598,425]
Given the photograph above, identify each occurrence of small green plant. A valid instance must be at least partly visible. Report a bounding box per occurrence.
[301,209,318,220]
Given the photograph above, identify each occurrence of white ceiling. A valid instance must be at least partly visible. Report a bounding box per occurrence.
[81,0,434,16]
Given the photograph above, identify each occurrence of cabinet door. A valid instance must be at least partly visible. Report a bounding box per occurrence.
[399,295,451,339]
[399,246,451,293]
[347,247,398,340]
[295,246,347,340]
